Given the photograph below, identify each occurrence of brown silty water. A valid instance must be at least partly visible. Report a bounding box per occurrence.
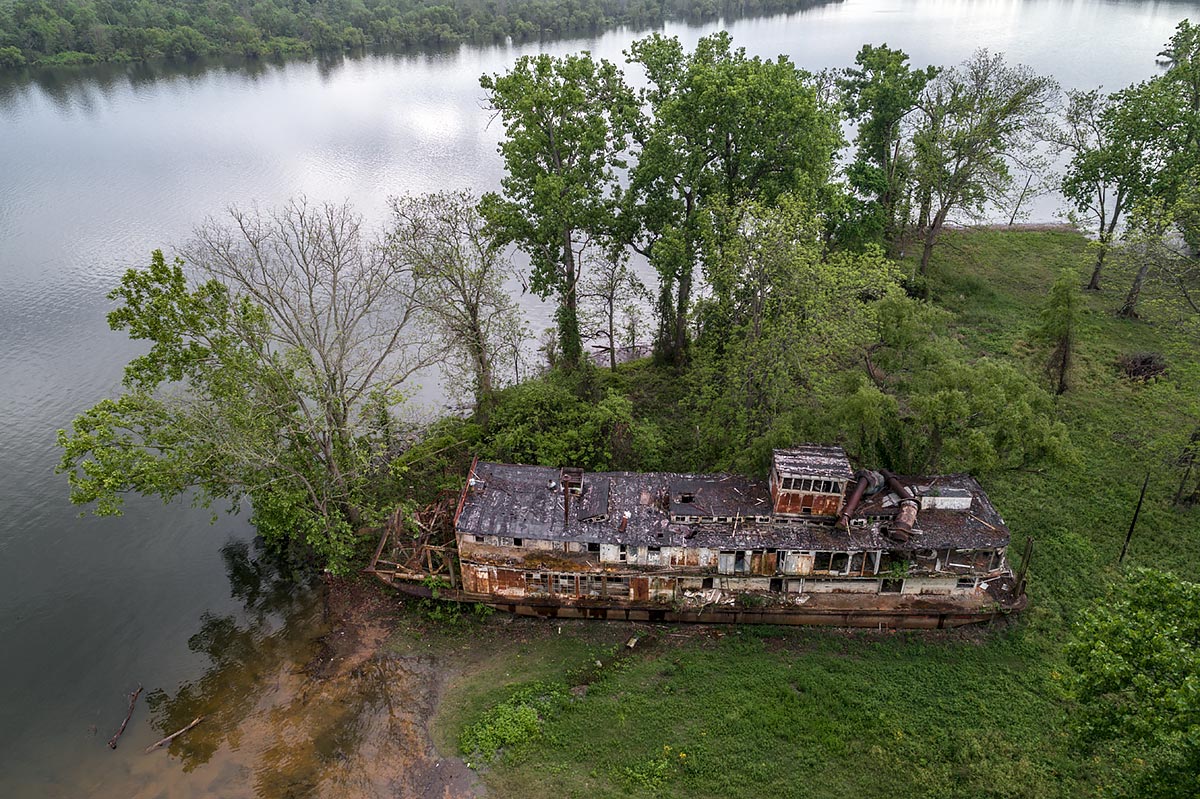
[55,548,480,799]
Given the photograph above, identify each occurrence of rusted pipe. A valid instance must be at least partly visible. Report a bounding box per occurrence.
[836,475,870,530]
[880,469,918,542]
[837,470,882,530]
[889,499,919,542]
[880,469,913,500]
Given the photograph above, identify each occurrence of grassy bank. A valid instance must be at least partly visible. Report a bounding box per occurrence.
[420,229,1200,798]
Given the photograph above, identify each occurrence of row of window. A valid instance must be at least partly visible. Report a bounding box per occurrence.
[517,571,979,596]
[778,477,844,494]
[671,514,774,524]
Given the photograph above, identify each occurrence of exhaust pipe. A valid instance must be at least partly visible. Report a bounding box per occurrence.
[837,470,884,530]
[880,469,918,542]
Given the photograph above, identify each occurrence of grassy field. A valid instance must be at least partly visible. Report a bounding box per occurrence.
[420,229,1200,799]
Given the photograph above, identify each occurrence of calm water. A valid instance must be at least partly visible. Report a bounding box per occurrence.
[0,1,1192,794]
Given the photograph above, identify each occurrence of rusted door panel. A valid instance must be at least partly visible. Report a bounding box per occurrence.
[494,568,525,594]
[466,566,491,594]
[764,551,778,574]
[631,577,650,602]
[750,551,765,574]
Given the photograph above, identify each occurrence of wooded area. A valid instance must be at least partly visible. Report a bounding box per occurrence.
[0,0,832,67]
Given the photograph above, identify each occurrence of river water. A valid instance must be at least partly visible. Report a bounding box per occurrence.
[0,1,1191,795]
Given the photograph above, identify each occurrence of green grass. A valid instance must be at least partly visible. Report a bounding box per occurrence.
[427,230,1200,798]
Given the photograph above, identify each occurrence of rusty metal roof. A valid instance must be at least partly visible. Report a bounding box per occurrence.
[456,462,1009,552]
[772,446,854,480]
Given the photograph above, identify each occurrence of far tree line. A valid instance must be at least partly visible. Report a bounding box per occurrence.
[0,0,833,68]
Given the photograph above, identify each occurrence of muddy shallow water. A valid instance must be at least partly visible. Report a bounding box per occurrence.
[55,544,481,799]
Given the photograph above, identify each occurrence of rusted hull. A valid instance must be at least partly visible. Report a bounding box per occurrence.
[369,571,1025,629]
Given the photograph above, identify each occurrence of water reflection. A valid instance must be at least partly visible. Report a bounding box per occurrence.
[144,538,322,773]
[139,539,469,798]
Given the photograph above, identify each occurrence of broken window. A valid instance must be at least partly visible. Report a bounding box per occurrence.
[586,542,600,553]
[831,553,849,573]
[513,538,523,547]
[701,577,714,589]
[618,545,628,562]
[849,552,865,574]
[813,552,833,571]
[554,574,577,595]
[734,551,748,573]
[880,579,903,593]
[526,573,550,595]
[956,577,977,590]
[680,492,695,503]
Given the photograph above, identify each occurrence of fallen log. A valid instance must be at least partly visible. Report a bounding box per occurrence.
[144,716,204,754]
[107,684,143,749]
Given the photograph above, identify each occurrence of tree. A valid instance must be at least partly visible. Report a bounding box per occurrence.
[480,52,637,370]
[625,32,841,363]
[840,43,938,252]
[687,197,903,471]
[1066,569,1200,799]
[578,252,644,371]
[910,50,1058,274]
[57,199,440,572]
[1035,267,1081,394]
[388,190,527,415]
[1054,88,1150,290]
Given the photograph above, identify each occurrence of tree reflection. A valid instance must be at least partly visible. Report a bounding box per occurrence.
[144,537,321,772]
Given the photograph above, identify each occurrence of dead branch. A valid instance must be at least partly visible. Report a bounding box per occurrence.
[144,716,204,753]
[107,684,143,749]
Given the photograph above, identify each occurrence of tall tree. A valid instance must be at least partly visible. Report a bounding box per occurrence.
[910,50,1058,274]
[57,200,439,572]
[840,43,938,252]
[624,32,841,363]
[480,52,636,370]
[687,197,902,470]
[388,190,527,416]
[1054,88,1153,290]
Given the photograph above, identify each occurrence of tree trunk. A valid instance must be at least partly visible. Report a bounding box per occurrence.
[1118,261,1149,319]
[558,233,582,369]
[672,255,692,366]
[919,208,947,276]
[1087,243,1107,291]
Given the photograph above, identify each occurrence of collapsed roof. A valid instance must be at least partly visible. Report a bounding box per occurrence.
[456,460,1010,552]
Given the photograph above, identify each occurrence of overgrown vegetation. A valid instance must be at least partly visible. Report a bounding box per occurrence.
[434,227,1200,799]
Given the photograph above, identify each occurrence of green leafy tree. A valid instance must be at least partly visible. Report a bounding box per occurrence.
[1066,569,1200,799]
[840,43,938,252]
[1036,267,1081,394]
[57,200,441,572]
[1054,88,1155,290]
[388,190,528,416]
[480,52,637,370]
[625,32,841,363]
[910,50,1058,275]
[687,197,903,471]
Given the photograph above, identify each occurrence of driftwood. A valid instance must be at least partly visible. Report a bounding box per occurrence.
[107,684,143,749]
[144,716,204,754]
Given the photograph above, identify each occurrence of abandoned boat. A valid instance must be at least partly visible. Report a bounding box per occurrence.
[368,445,1029,629]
